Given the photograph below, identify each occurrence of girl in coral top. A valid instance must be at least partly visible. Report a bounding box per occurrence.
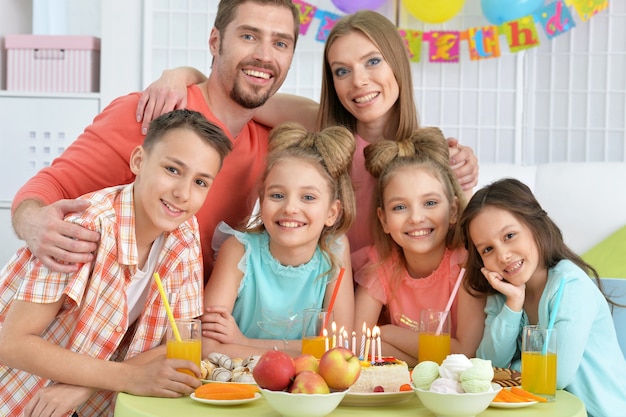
[352,127,486,367]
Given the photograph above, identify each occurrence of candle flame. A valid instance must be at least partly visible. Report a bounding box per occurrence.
[332,321,337,332]
[323,328,328,337]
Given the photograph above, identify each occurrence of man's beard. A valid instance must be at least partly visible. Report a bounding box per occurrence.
[230,79,273,109]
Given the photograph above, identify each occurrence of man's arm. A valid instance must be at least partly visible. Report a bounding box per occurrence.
[11,93,145,272]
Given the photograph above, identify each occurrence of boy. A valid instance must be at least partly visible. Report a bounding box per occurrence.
[0,109,231,417]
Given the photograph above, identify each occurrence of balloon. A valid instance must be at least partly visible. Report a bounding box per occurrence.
[331,0,386,14]
[481,0,544,25]
[401,0,466,24]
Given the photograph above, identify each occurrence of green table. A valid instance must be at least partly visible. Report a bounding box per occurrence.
[115,390,587,417]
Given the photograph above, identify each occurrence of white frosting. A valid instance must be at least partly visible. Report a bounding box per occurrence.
[349,359,411,393]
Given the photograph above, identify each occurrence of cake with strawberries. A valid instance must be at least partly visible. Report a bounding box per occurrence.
[349,357,411,393]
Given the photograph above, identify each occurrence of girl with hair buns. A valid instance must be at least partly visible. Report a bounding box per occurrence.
[200,122,356,358]
[352,127,486,366]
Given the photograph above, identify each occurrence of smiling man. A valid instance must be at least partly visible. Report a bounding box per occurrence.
[11,0,300,282]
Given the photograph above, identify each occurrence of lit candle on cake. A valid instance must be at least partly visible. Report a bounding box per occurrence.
[373,326,382,362]
[338,325,345,348]
[359,322,366,359]
[323,328,329,352]
[351,331,357,355]
[331,321,337,349]
[364,328,371,362]
[343,329,349,349]
[370,331,376,364]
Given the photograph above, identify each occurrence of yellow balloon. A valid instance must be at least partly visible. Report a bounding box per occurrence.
[402,0,466,24]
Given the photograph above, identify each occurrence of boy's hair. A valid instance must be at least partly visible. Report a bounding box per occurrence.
[366,127,466,269]
[459,178,618,305]
[143,109,232,168]
[248,122,356,275]
[317,10,419,141]
[214,0,300,48]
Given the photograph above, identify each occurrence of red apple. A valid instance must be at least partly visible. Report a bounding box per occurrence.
[294,353,319,374]
[318,347,361,390]
[252,349,295,391]
[290,370,330,394]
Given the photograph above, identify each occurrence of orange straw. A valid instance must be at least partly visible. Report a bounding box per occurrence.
[321,267,345,335]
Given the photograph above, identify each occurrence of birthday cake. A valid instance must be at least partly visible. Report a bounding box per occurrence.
[349,357,411,393]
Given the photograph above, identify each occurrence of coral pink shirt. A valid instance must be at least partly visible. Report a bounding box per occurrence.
[352,246,467,338]
[347,134,377,253]
[12,85,270,281]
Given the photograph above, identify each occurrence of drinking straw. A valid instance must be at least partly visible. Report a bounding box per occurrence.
[321,267,345,334]
[436,268,466,335]
[154,272,182,342]
[543,278,565,354]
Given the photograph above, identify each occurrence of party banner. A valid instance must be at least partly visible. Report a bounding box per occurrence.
[292,0,608,64]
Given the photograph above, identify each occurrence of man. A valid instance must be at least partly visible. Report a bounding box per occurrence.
[11,0,300,281]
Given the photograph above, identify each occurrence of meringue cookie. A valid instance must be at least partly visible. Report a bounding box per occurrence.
[411,361,440,390]
[439,354,473,381]
[429,377,464,393]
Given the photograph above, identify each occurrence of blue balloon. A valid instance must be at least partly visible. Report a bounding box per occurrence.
[481,0,544,25]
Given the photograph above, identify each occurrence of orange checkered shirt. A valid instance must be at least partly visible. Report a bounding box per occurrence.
[0,184,204,417]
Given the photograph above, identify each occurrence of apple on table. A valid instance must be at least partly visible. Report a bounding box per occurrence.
[318,347,361,391]
[252,349,295,391]
[294,353,319,374]
[290,370,330,394]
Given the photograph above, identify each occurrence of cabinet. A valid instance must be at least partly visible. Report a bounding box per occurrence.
[0,92,100,202]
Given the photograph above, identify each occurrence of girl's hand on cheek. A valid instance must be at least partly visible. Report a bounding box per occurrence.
[481,268,525,311]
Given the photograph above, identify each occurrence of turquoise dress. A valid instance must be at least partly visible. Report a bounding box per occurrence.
[216,223,338,340]
[477,259,626,417]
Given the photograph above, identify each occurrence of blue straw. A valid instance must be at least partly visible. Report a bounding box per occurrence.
[543,278,565,354]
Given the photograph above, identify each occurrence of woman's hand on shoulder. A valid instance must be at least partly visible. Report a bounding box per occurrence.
[447,138,479,194]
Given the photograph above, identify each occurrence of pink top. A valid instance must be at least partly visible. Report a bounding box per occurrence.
[347,134,377,253]
[352,246,467,338]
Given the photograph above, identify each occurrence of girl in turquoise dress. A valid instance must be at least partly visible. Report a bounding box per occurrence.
[461,178,626,417]
[200,122,356,358]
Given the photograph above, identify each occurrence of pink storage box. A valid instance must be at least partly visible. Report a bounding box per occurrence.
[5,34,100,93]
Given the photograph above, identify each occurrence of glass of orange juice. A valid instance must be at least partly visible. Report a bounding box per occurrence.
[522,325,557,402]
[418,309,451,364]
[166,318,202,377]
[301,308,333,359]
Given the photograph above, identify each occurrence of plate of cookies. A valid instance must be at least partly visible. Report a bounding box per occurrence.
[200,352,259,385]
